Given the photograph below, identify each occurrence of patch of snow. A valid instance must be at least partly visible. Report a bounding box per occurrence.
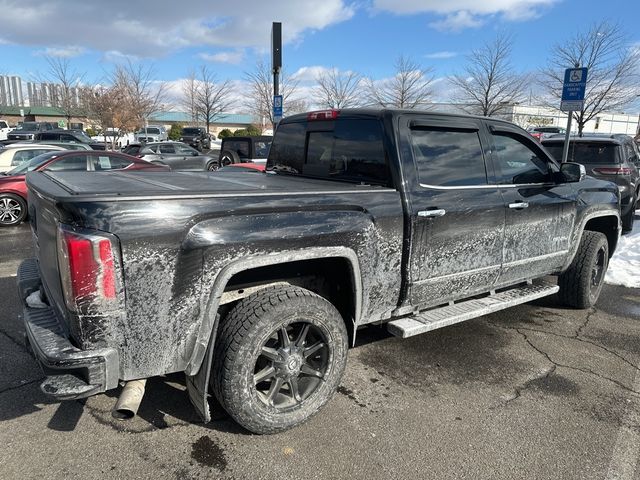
[605,220,640,288]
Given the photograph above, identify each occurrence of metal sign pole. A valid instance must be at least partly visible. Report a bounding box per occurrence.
[559,63,586,164]
[561,112,573,164]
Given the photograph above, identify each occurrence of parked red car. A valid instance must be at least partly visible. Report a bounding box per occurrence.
[0,150,169,226]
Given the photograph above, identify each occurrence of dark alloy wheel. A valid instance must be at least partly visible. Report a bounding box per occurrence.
[211,285,348,434]
[206,161,220,171]
[558,231,608,308]
[254,322,329,410]
[0,194,27,227]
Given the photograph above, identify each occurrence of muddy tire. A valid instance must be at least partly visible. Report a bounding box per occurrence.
[211,285,348,434]
[558,231,608,309]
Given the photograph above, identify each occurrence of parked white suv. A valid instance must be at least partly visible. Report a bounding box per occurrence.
[0,120,13,141]
[134,125,167,143]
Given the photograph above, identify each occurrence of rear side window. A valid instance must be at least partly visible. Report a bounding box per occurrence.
[410,128,487,187]
[159,144,175,154]
[93,155,132,171]
[223,140,250,158]
[268,118,390,186]
[543,142,618,164]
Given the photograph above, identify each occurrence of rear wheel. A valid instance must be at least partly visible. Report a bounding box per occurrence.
[220,150,240,166]
[0,194,27,227]
[558,231,608,308]
[211,285,348,434]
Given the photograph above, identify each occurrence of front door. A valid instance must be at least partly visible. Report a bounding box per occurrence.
[402,116,505,308]
[487,123,577,285]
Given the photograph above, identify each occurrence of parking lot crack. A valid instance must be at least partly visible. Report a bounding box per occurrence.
[488,319,640,374]
[503,364,557,406]
[515,328,640,397]
[0,327,30,355]
[0,378,40,396]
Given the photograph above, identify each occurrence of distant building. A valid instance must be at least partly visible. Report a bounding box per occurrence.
[0,75,24,106]
[148,111,259,136]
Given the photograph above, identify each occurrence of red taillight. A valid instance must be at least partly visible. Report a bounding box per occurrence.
[593,167,632,175]
[307,110,340,121]
[57,226,118,312]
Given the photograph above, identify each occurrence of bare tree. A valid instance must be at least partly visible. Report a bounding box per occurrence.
[83,82,137,149]
[364,55,434,109]
[244,60,300,131]
[313,68,362,108]
[181,70,200,125]
[540,21,640,135]
[114,59,167,127]
[450,33,529,117]
[191,65,235,133]
[40,56,86,125]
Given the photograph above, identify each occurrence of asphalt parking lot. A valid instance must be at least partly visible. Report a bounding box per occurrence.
[1,223,639,480]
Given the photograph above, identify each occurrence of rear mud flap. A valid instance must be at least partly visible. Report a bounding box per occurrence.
[186,315,220,423]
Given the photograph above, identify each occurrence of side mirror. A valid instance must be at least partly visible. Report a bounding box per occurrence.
[192,150,199,156]
[560,162,586,183]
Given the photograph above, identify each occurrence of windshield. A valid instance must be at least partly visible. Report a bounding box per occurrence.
[543,142,618,164]
[16,122,38,131]
[138,128,160,134]
[5,151,60,175]
[181,128,201,135]
[74,131,93,142]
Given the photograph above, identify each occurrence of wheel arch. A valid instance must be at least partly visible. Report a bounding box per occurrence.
[185,247,363,422]
[583,215,620,258]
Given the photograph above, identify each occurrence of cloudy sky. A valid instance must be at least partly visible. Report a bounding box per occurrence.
[0,0,638,107]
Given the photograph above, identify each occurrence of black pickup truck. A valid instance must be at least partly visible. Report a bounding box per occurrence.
[18,109,620,434]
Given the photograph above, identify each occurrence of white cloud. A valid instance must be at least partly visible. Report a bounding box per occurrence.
[424,51,458,59]
[38,46,85,58]
[198,50,244,64]
[429,11,484,32]
[0,0,355,57]
[291,65,332,83]
[373,0,556,31]
[102,50,140,63]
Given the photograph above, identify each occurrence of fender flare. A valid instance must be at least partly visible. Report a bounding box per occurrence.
[561,210,621,271]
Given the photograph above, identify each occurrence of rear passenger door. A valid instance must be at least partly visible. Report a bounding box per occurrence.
[402,116,505,308]
[487,122,577,285]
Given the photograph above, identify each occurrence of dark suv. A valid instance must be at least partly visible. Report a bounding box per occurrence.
[219,135,272,166]
[34,129,106,151]
[180,127,211,151]
[542,134,639,232]
[7,122,57,141]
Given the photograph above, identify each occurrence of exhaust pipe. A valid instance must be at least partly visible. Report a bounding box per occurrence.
[112,379,147,420]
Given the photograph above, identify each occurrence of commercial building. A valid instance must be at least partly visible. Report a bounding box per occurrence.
[0,75,24,107]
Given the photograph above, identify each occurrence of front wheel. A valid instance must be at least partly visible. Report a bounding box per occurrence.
[558,231,609,308]
[206,161,220,171]
[0,194,27,227]
[211,285,348,434]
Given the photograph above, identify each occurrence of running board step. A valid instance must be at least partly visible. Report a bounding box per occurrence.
[387,282,559,339]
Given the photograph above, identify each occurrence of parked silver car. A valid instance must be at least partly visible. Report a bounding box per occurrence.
[135,125,167,143]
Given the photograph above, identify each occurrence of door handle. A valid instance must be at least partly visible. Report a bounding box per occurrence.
[508,202,529,210]
[418,209,446,217]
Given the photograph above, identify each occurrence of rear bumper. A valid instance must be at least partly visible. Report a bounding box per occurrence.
[18,259,120,400]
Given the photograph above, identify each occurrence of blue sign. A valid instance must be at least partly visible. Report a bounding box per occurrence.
[560,67,588,112]
[273,95,283,119]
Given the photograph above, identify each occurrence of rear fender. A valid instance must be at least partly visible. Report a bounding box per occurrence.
[185,247,362,422]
